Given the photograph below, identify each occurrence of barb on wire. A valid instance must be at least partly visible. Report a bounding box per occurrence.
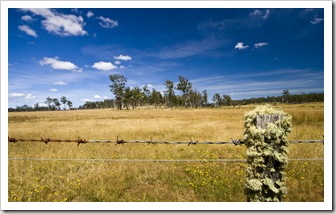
[115,135,124,146]
[8,137,17,143]
[77,137,88,146]
[188,138,197,146]
[41,137,50,145]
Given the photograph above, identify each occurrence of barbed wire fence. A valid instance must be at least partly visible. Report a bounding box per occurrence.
[8,136,324,163]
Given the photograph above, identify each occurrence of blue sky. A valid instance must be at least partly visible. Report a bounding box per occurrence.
[8,8,324,108]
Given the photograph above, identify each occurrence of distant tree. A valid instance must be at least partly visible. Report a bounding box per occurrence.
[67,100,73,110]
[282,89,290,103]
[176,75,192,107]
[142,85,151,108]
[45,96,53,111]
[53,98,61,110]
[164,80,175,108]
[150,89,163,108]
[223,94,232,106]
[109,74,127,110]
[189,89,203,108]
[61,96,67,110]
[202,89,208,107]
[212,93,222,108]
[34,103,39,111]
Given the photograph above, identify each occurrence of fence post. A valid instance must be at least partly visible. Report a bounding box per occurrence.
[244,105,292,202]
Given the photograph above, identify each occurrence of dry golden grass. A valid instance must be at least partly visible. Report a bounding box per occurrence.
[8,103,324,202]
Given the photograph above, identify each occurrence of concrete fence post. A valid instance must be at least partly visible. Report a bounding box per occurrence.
[244,105,292,202]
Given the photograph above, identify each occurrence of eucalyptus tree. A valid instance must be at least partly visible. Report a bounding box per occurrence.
[212,93,222,108]
[109,74,127,110]
[52,98,61,110]
[150,88,163,109]
[67,100,73,110]
[45,96,53,111]
[164,80,175,108]
[223,94,232,106]
[202,89,208,107]
[176,75,192,107]
[61,96,67,110]
[142,84,151,108]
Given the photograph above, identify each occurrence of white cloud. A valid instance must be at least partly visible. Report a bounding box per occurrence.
[119,65,126,69]
[71,8,79,14]
[103,96,109,99]
[249,9,270,19]
[80,98,92,102]
[40,57,82,72]
[25,93,36,99]
[54,81,66,85]
[9,93,36,99]
[262,9,271,19]
[94,95,102,99]
[114,60,121,65]
[50,88,58,92]
[254,42,269,48]
[21,15,33,22]
[311,17,323,25]
[20,8,87,37]
[18,25,38,37]
[235,42,249,50]
[114,54,132,61]
[143,84,154,88]
[87,11,94,18]
[97,16,118,29]
[92,61,117,71]
[249,10,262,16]
[9,93,25,98]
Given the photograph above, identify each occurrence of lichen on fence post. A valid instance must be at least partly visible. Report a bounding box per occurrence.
[244,105,292,202]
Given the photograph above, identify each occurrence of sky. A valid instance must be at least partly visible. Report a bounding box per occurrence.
[8,8,324,108]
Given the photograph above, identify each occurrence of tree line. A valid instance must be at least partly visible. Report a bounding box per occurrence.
[108,74,209,110]
[9,96,73,112]
[8,74,324,112]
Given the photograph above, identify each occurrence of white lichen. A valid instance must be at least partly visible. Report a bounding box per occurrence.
[244,104,292,202]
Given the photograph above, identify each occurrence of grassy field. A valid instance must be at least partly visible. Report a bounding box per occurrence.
[8,103,324,202]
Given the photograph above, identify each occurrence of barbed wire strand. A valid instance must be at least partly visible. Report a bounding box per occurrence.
[8,157,324,162]
[8,137,324,145]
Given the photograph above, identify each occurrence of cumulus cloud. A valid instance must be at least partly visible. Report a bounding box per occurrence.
[54,81,66,85]
[263,9,271,19]
[114,60,121,65]
[87,11,94,18]
[92,61,117,71]
[249,10,262,16]
[114,54,132,61]
[97,16,118,28]
[310,17,323,25]
[21,15,34,22]
[18,25,38,37]
[249,9,270,19]
[40,57,82,72]
[80,98,92,102]
[50,88,58,92]
[25,93,36,99]
[94,95,102,99]
[20,8,87,37]
[9,93,36,99]
[9,93,25,98]
[254,42,269,48]
[235,42,249,50]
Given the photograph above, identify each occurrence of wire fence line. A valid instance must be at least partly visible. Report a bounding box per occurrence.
[8,137,324,146]
[8,157,324,162]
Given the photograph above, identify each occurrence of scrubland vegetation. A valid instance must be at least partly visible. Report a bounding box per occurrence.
[8,103,324,202]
